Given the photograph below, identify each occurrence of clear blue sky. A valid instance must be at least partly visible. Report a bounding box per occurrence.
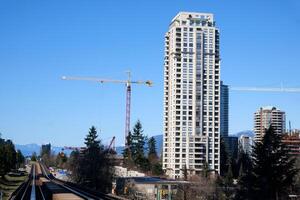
[1,0,300,147]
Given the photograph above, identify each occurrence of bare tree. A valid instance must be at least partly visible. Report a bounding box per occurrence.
[175,174,218,200]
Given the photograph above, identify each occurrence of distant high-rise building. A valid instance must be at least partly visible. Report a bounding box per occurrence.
[220,82,229,138]
[41,143,51,155]
[163,12,221,178]
[224,136,238,159]
[254,106,286,142]
[239,135,253,155]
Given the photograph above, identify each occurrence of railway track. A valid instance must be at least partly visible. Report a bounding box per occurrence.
[10,163,46,200]
[9,162,120,200]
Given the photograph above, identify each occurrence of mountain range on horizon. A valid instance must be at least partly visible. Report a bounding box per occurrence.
[16,131,254,157]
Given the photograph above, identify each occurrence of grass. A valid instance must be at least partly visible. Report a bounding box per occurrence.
[0,173,27,200]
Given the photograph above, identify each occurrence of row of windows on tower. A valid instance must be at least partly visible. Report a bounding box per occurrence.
[164,146,219,155]
[176,26,215,31]
[165,125,219,133]
[163,132,219,139]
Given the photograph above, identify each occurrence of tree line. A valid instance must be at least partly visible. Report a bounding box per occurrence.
[39,143,68,169]
[65,121,162,193]
[0,135,25,176]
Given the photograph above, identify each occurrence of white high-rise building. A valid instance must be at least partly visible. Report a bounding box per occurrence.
[163,12,221,178]
[239,135,253,155]
[254,106,286,142]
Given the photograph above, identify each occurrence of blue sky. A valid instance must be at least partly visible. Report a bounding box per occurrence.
[0,0,299,146]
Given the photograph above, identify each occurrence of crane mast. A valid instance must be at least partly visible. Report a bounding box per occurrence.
[125,83,131,145]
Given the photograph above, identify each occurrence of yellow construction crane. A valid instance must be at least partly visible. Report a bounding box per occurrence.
[62,72,152,146]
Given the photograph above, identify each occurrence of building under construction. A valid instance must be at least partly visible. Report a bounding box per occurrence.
[282,130,300,156]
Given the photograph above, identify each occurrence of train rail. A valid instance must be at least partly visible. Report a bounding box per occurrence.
[10,162,120,200]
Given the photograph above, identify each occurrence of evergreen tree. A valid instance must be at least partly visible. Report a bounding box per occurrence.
[223,163,235,199]
[72,126,113,192]
[148,136,158,161]
[236,148,252,176]
[151,162,164,176]
[147,136,163,175]
[0,137,19,175]
[16,150,25,168]
[235,126,298,200]
[220,137,229,176]
[31,152,37,161]
[84,126,101,149]
[67,150,80,179]
[131,120,148,171]
[0,138,5,175]
[148,137,158,164]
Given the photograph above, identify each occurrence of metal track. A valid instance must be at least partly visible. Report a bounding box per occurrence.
[10,163,47,200]
[12,162,119,200]
[39,162,105,200]
[29,164,36,200]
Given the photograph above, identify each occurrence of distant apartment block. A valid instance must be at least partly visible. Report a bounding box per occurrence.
[163,12,221,178]
[254,106,286,142]
[224,136,238,159]
[41,143,51,155]
[220,82,229,138]
[239,135,253,155]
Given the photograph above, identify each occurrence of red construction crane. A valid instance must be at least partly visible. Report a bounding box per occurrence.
[108,136,116,151]
[62,71,152,146]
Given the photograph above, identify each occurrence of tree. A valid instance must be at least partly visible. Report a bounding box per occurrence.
[84,126,101,149]
[16,150,25,168]
[220,137,229,176]
[236,148,252,177]
[235,126,298,200]
[130,120,148,171]
[222,163,235,199]
[31,152,37,161]
[202,161,210,179]
[148,137,158,162]
[56,152,67,168]
[175,174,217,200]
[151,162,164,176]
[0,137,18,176]
[147,136,163,175]
[71,126,113,192]
[3,140,17,172]
[67,150,80,179]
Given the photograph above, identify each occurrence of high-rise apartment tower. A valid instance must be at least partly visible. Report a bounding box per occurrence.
[163,12,221,178]
[220,82,229,138]
[254,106,286,142]
[239,135,253,155]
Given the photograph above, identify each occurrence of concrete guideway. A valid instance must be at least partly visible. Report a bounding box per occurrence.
[10,162,121,200]
[30,164,36,200]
